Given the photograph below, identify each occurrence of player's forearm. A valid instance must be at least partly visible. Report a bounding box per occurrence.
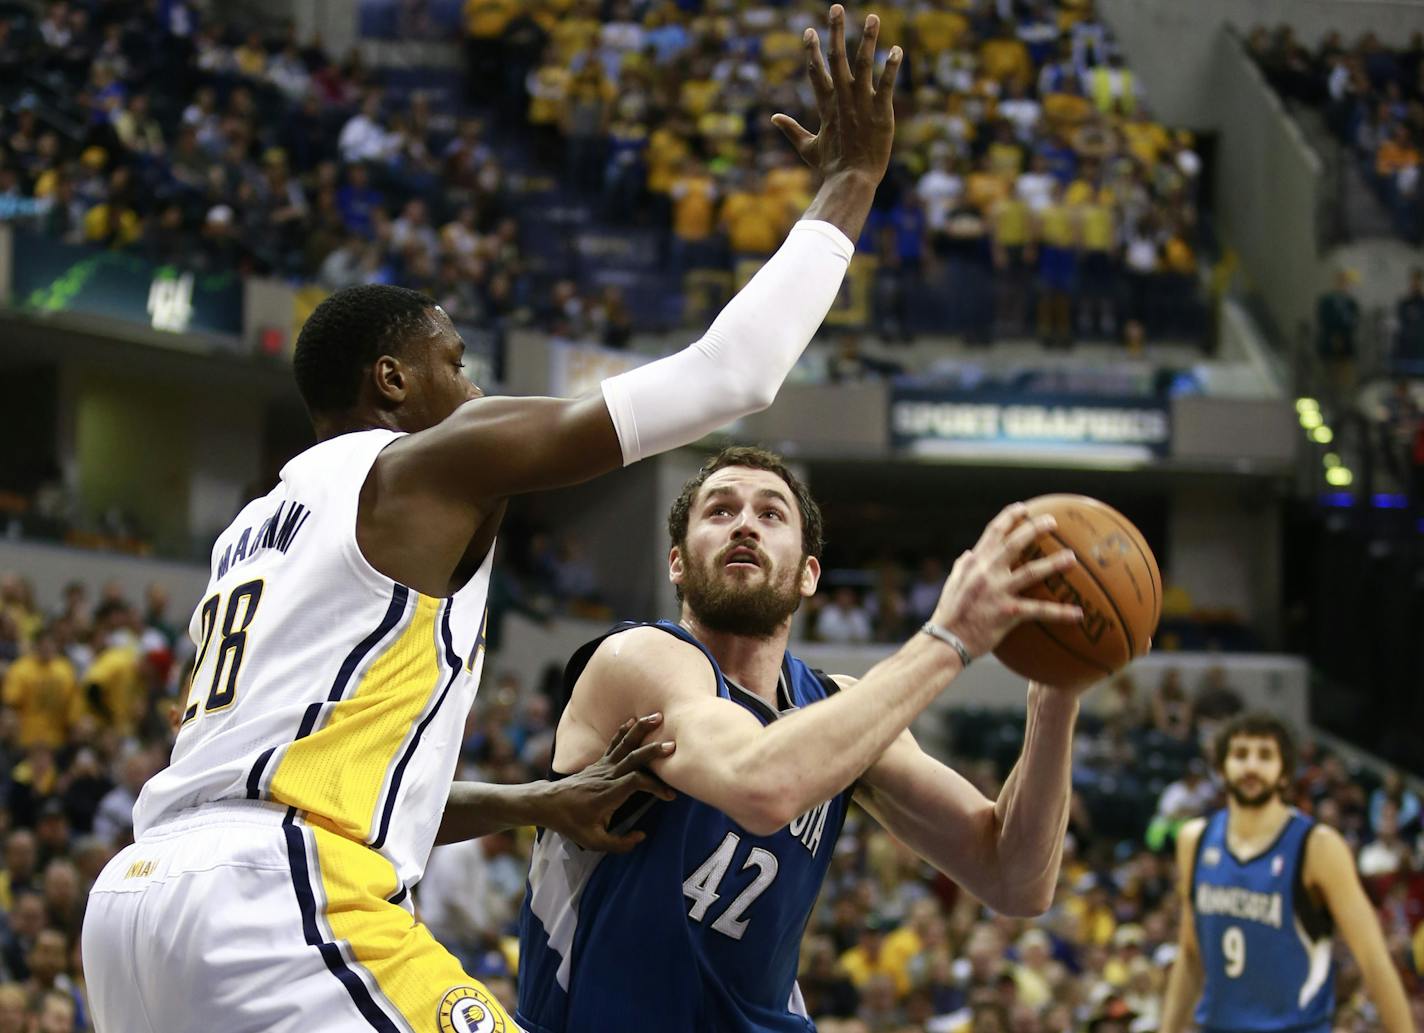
[1360,953,1416,1033]
[986,685,1079,913]
[802,169,880,245]
[434,779,554,844]
[598,219,853,465]
[731,634,962,833]
[1160,946,1203,1033]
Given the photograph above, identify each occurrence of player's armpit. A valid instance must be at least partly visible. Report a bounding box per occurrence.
[560,627,788,836]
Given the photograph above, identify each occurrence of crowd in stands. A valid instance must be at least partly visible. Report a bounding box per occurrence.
[0,0,527,331]
[0,567,1420,1031]
[1249,24,1424,243]
[797,556,1255,652]
[478,0,1208,346]
[0,573,182,1032]
[0,0,1211,351]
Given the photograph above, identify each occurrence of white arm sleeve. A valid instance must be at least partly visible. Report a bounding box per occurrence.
[599,219,854,465]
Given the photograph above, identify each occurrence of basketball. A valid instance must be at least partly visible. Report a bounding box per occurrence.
[994,495,1162,691]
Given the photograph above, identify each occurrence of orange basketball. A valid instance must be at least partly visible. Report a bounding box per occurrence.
[993,494,1161,691]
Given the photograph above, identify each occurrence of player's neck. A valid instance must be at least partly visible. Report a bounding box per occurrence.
[312,410,403,441]
[1227,797,1292,850]
[679,614,790,707]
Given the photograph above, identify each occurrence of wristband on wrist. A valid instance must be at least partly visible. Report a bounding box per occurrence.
[920,621,974,669]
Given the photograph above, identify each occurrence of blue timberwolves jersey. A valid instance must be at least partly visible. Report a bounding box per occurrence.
[1192,808,1334,1033]
[517,621,852,1033]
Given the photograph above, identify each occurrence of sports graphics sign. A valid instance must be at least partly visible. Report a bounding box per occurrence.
[890,387,1171,460]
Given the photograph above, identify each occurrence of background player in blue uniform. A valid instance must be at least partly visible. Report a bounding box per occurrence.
[518,443,1092,1032]
[1161,713,1414,1033]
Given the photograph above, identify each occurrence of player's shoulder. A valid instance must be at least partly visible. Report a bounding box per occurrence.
[583,624,717,690]
[1176,814,1211,858]
[1299,816,1350,869]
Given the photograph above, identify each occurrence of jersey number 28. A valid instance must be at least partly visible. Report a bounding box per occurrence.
[683,832,780,941]
[183,579,264,724]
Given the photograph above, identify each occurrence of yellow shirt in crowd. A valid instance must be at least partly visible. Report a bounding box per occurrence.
[646,127,690,195]
[82,644,144,736]
[838,942,912,997]
[670,174,717,241]
[1042,90,1093,129]
[913,9,968,55]
[721,190,787,255]
[1079,201,1117,251]
[3,654,80,749]
[980,37,1031,86]
[1039,202,1078,249]
[992,197,1033,248]
[463,0,515,39]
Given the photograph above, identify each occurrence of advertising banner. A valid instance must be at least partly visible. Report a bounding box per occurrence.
[10,232,242,340]
[890,386,1172,460]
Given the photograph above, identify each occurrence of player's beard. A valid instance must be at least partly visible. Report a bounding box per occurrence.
[1225,776,1278,809]
[682,545,806,639]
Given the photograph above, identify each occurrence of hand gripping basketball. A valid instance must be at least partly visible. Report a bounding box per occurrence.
[930,503,1084,661]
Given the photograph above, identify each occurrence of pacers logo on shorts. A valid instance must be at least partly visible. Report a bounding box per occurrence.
[437,985,507,1033]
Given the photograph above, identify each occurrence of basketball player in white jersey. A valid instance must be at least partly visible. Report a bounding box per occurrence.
[81,6,902,1031]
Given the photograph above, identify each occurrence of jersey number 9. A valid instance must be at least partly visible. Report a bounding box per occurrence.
[1222,925,1246,978]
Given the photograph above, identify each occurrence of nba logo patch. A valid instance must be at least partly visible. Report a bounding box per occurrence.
[1202,847,1221,867]
[438,986,507,1033]
[1271,855,1284,877]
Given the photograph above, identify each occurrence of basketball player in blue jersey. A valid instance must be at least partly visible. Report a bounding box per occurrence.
[517,445,1093,1033]
[83,4,903,1029]
[1161,713,1414,1033]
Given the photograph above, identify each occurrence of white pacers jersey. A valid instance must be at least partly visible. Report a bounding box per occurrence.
[134,429,492,886]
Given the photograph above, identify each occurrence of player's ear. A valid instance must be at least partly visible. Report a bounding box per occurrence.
[668,545,684,584]
[800,555,820,597]
[371,354,408,408]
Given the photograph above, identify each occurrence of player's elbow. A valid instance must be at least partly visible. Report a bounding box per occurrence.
[989,886,1054,919]
[725,773,797,837]
[729,789,792,838]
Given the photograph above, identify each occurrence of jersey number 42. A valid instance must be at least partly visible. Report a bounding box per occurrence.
[683,832,780,942]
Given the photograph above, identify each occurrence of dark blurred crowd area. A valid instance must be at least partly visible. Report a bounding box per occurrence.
[1248,24,1424,244]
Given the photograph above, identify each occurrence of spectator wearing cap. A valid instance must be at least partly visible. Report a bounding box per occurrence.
[838,914,909,998]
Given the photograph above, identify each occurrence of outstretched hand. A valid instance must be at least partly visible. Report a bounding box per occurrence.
[771,4,902,182]
[932,502,1085,660]
[540,713,676,853]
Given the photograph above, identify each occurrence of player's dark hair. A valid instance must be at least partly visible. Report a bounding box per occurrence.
[292,285,438,415]
[1212,711,1298,782]
[667,445,824,561]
